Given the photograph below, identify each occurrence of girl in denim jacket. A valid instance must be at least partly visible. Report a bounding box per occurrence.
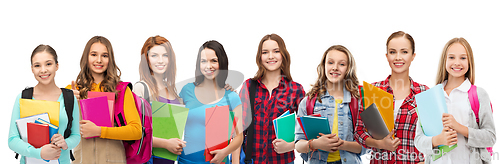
[295,45,366,164]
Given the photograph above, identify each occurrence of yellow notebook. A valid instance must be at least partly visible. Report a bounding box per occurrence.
[362,81,394,132]
[20,99,60,127]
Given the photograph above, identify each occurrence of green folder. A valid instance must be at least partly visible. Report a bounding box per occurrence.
[152,101,189,161]
[275,113,296,142]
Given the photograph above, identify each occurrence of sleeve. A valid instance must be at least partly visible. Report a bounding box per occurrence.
[8,94,43,159]
[353,100,372,148]
[65,96,81,150]
[238,80,251,129]
[100,87,142,140]
[414,118,435,155]
[295,97,308,142]
[228,91,242,111]
[179,83,193,105]
[466,87,496,147]
[293,83,306,113]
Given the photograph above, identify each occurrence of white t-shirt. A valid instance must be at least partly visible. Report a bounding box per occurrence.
[394,99,404,122]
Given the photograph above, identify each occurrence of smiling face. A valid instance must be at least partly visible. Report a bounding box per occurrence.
[87,42,109,77]
[386,37,415,74]
[200,48,219,80]
[148,45,169,75]
[325,50,348,85]
[261,39,283,73]
[445,43,469,80]
[32,51,59,85]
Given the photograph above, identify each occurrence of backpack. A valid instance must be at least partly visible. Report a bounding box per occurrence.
[16,87,76,161]
[468,85,494,156]
[115,82,153,164]
[306,93,359,129]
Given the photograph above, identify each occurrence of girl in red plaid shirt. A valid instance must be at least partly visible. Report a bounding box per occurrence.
[235,34,305,164]
[354,31,428,164]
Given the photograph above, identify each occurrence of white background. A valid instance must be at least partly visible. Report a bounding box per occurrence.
[1,1,499,163]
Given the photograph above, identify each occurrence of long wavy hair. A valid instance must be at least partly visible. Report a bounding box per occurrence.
[76,36,121,99]
[435,37,475,85]
[139,35,180,101]
[307,45,359,102]
[252,34,293,81]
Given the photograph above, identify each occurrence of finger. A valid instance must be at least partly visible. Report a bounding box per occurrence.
[71,81,77,90]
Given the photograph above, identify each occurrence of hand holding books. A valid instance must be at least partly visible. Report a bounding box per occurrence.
[311,133,344,153]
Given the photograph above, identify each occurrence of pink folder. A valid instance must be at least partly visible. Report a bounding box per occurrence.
[205,105,230,162]
[88,91,115,124]
[79,96,113,133]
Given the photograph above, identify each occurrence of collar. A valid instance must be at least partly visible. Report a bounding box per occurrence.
[442,78,471,93]
[256,76,288,89]
[319,84,351,103]
[384,75,418,94]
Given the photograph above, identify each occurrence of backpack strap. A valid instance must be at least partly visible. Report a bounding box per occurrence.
[137,81,150,103]
[468,85,480,123]
[349,96,359,129]
[244,80,257,164]
[115,82,133,127]
[306,94,317,115]
[22,87,34,99]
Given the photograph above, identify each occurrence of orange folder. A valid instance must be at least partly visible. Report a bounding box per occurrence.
[20,99,60,127]
[362,81,394,132]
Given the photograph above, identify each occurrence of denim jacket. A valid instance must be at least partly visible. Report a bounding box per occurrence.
[295,86,368,164]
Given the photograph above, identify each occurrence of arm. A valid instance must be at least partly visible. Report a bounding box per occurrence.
[8,94,43,159]
[64,96,81,150]
[295,97,310,154]
[466,87,496,147]
[414,118,436,155]
[338,140,362,154]
[101,87,142,140]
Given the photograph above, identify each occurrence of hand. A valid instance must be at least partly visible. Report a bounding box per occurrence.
[224,84,236,92]
[80,120,101,138]
[379,130,400,151]
[71,81,80,99]
[442,113,460,130]
[209,148,228,164]
[51,134,68,150]
[164,138,186,155]
[40,144,61,160]
[435,126,458,146]
[272,138,295,154]
[312,133,344,152]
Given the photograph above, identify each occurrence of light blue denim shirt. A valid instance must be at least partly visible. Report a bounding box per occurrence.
[295,86,367,164]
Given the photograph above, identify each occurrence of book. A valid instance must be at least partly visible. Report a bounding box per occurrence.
[296,113,321,140]
[360,103,390,140]
[298,115,331,140]
[79,96,113,128]
[35,118,58,142]
[361,81,394,132]
[87,91,115,124]
[20,99,60,127]
[16,113,50,142]
[27,122,49,148]
[273,112,296,142]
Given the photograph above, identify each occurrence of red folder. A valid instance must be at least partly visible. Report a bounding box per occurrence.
[205,105,230,162]
[27,122,49,148]
[79,96,113,128]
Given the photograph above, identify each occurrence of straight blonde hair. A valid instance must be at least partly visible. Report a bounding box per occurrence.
[435,37,475,85]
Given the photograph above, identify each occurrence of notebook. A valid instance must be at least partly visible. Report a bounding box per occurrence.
[16,113,50,142]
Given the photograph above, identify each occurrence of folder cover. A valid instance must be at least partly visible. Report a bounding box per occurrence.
[299,115,330,140]
[205,105,231,162]
[360,103,390,140]
[151,101,180,161]
[79,96,112,128]
[362,81,394,131]
[16,113,50,142]
[88,91,115,124]
[273,112,296,142]
[20,99,60,127]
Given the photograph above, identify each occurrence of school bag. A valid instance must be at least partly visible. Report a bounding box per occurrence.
[15,87,76,161]
[468,85,494,156]
[115,82,153,164]
[306,93,359,129]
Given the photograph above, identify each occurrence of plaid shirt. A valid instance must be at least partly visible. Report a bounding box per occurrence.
[354,75,428,164]
[239,77,305,164]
